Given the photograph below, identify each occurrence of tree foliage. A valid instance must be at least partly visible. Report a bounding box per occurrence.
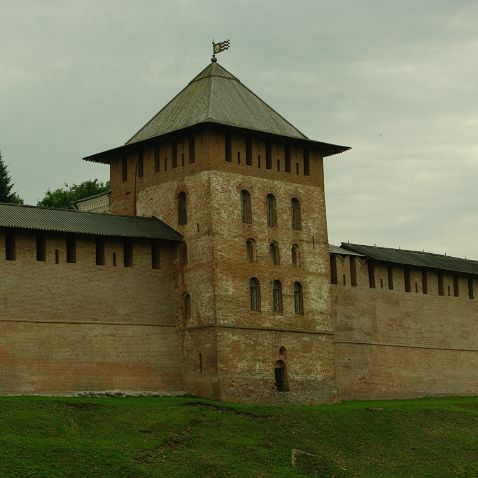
[37,179,110,209]
[0,151,23,204]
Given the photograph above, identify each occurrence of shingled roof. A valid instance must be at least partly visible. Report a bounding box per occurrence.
[340,243,478,276]
[84,62,349,162]
[0,203,182,241]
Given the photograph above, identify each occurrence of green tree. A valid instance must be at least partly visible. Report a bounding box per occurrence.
[0,151,23,204]
[37,179,110,209]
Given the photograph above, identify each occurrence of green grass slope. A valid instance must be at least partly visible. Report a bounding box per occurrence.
[0,396,476,477]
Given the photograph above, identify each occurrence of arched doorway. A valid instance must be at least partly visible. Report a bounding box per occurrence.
[274,360,288,392]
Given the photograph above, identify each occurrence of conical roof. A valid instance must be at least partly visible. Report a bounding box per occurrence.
[126,62,309,145]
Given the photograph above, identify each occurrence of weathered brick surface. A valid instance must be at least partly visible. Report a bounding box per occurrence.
[331,255,478,400]
[0,230,182,394]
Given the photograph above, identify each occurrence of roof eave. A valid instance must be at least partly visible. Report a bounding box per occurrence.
[83,121,350,164]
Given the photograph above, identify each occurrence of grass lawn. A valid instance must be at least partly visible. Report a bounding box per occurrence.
[0,395,476,477]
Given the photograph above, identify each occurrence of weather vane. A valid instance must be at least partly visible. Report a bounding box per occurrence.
[211,38,230,62]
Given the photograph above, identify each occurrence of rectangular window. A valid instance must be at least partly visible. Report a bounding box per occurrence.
[295,163,300,175]
[265,142,272,169]
[171,141,178,168]
[303,148,310,176]
[468,275,474,299]
[137,151,144,178]
[350,257,357,286]
[122,156,128,182]
[66,234,76,263]
[453,274,459,297]
[246,137,252,166]
[123,240,133,267]
[189,134,195,163]
[181,152,184,167]
[330,255,338,284]
[55,249,59,264]
[404,267,411,292]
[422,269,428,294]
[36,232,46,262]
[257,155,261,168]
[96,237,105,266]
[5,229,15,261]
[285,145,291,172]
[151,239,160,269]
[225,133,232,162]
[387,264,394,290]
[164,157,168,171]
[237,152,241,164]
[276,159,280,171]
[368,261,376,288]
[437,270,444,296]
[154,146,160,172]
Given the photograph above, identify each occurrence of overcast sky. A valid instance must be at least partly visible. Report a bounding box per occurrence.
[1,1,477,258]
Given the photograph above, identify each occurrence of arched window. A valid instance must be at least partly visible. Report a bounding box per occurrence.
[269,242,280,265]
[291,198,301,230]
[250,277,261,311]
[274,360,289,392]
[183,292,191,319]
[178,192,187,225]
[241,190,252,224]
[294,282,303,315]
[246,238,256,262]
[266,194,277,227]
[291,244,300,267]
[273,280,283,313]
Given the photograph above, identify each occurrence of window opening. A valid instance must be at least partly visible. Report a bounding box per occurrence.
[291,198,301,230]
[250,277,260,311]
[468,275,474,299]
[246,238,256,262]
[36,232,46,262]
[422,269,428,294]
[294,282,303,314]
[112,252,117,267]
[350,257,357,286]
[171,141,177,168]
[453,274,459,297]
[55,249,59,264]
[368,261,375,288]
[189,134,195,163]
[266,142,272,169]
[438,270,444,296]
[151,239,160,269]
[96,237,105,266]
[266,194,277,227]
[404,267,411,292]
[387,264,394,290]
[303,148,310,176]
[66,234,76,263]
[241,190,252,224]
[5,229,15,261]
[273,280,283,313]
[285,145,291,172]
[269,242,280,265]
[225,133,232,162]
[246,137,252,166]
[123,240,133,267]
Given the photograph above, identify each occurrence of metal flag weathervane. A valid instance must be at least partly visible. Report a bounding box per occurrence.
[211,38,230,62]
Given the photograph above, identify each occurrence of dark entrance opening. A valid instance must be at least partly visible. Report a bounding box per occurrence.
[274,360,288,392]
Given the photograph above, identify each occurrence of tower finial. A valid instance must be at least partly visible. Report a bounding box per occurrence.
[211,38,230,62]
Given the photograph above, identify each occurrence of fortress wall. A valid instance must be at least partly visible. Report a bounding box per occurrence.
[0,229,182,395]
[331,254,478,400]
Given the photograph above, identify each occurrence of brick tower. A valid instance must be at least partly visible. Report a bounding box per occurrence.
[85,60,349,404]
